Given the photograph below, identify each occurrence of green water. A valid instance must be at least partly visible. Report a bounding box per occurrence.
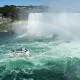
[0,33,80,80]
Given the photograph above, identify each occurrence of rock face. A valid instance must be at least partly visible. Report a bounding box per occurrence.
[0,29,8,32]
[0,16,13,33]
[0,17,12,24]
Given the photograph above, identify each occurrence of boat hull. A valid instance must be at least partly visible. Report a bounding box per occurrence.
[12,51,29,56]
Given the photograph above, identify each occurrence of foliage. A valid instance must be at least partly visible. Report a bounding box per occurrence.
[0,5,19,20]
[0,5,48,19]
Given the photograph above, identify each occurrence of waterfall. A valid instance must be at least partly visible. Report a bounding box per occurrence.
[27,13,43,37]
[12,12,80,40]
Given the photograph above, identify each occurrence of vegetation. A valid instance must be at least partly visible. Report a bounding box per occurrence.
[0,5,48,20]
[0,5,19,20]
[0,5,48,33]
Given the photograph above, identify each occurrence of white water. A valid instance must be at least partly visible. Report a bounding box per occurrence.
[27,13,55,37]
[11,12,80,60]
[12,13,80,41]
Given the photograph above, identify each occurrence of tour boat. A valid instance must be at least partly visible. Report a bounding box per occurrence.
[11,48,29,56]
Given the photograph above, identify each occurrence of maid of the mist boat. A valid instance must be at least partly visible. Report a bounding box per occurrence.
[11,48,29,56]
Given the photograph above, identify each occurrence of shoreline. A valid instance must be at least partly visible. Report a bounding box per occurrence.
[0,29,8,32]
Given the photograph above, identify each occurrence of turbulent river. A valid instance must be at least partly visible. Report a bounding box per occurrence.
[0,13,80,80]
[0,32,80,80]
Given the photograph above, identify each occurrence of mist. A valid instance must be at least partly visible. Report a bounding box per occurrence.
[12,0,80,41]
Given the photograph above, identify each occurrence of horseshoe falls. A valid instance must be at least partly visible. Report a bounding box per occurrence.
[0,13,80,80]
